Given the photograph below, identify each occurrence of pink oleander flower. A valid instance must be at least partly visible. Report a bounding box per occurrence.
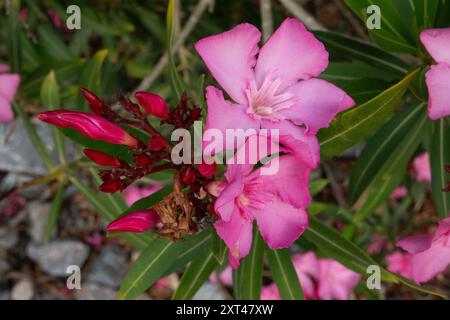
[420,28,450,120]
[292,252,320,299]
[122,184,164,206]
[260,283,281,300]
[212,137,311,267]
[38,111,139,148]
[367,234,387,254]
[106,209,160,233]
[0,64,20,123]
[209,266,233,286]
[195,18,354,168]
[413,152,431,183]
[396,217,450,284]
[317,259,360,300]
[390,186,408,201]
[386,251,413,279]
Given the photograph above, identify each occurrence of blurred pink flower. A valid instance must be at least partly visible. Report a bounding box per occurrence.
[317,259,360,300]
[195,18,354,167]
[386,251,413,279]
[397,217,450,283]
[154,277,169,289]
[260,283,281,300]
[390,186,408,201]
[122,184,164,206]
[413,152,431,183]
[292,252,320,299]
[420,28,450,120]
[209,266,233,286]
[0,64,20,123]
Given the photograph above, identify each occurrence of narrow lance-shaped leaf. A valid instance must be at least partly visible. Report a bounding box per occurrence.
[239,230,264,299]
[172,251,219,300]
[266,248,304,300]
[354,113,428,222]
[44,183,65,243]
[41,71,65,164]
[429,119,450,218]
[211,231,227,265]
[348,102,425,204]
[318,68,420,159]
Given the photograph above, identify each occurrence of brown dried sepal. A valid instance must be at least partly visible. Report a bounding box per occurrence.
[153,173,197,241]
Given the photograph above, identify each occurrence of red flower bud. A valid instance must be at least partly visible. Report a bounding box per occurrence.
[99,180,124,193]
[134,154,152,167]
[83,149,121,167]
[80,88,104,114]
[198,162,217,178]
[106,209,160,233]
[135,92,169,119]
[38,111,138,149]
[182,167,196,185]
[148,135,167,152]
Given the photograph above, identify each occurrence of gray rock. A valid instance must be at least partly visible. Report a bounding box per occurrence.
[28,202,51,243]
[27,240,89,277]
[0,120,76,176]
[87,245,127,288]
[11,279,34,300]
[192,282,231,300]
[0,228,18,250]
[0,291,9,300]
[75,283,117,300]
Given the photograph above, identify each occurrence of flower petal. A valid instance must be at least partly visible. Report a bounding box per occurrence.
[425,63,450,120]
[250,196,309,249]
[214,165,245,221]
[261,120,320,168]
[420,28,450,65]
[0,74,20,101]
[411,238,450,283]
[282,78,355,134]
[250,155,311,209]
[195,24,261,104]
[203,86,260,154]
[0,96,14,123]
[255,18,328,87]
[214,209,253,268]
[396,234,433,254]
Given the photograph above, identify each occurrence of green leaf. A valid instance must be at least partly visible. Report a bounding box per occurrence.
[172,251,219,300]
[354,113,428,222]
[166,0,185,99]
[318,69,419,159]
[429,119,450,218]
[5,9,22,73]
[211,231,227,265]
[37,25,74,60]
[266,248,304,300]
[119,237,181,300]
[345,0,418,53]
[44,184,65,243]
[239,230,264,299]
[413,0,439,29]
[41,71,65,164]
[163,229,213,276]
[348,102,425,204]
[314,31,410,77]
[309,179,329,196]
[69,177,153,250]
[78,49,108,110]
